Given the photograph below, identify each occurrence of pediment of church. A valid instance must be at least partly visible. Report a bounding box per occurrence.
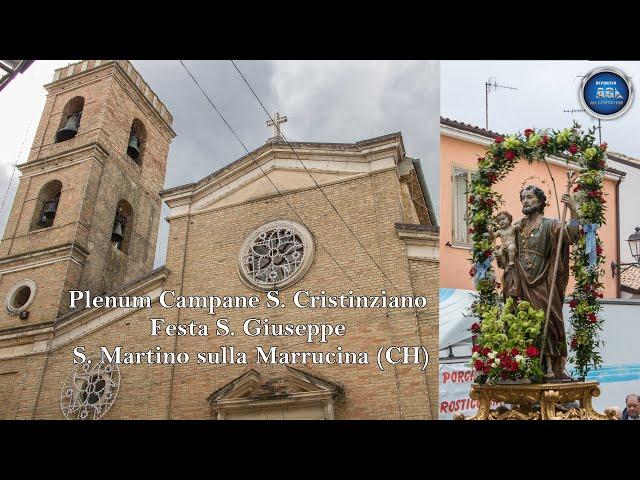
[161,134,406,219]
[207,366,342,403]
[207,367,343,420]
[192,161,378,214]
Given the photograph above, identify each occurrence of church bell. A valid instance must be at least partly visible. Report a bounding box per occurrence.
[111,216,125,243]
[127,129,140,160]
[37,199,58,227]
[55,112,80,143]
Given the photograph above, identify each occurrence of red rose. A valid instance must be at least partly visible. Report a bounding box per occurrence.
[468,227,475,234]
[597,292,603,298]
[524,128,534,137]
[569,299,577,309]
[472,345,481,353]
[526,346,540,358]
[600,142,608,151]
[588,313,597,323]
[540,135,550,146]
[504,150,516,160]
[468,195,475,204]
[481,347,491,356]
[484,249,492,258]
[570,338,578,350]
[471,322,481,333]
[483,365,491,374]
[573,184,581,193]
[474,360,485,371]
[469,267,477,277]
[510,348,520,356]
[568,144,578,154]
[596,245,603,255]
[495,136,504,144]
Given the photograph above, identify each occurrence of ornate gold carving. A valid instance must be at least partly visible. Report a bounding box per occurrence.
[455,381,616,420]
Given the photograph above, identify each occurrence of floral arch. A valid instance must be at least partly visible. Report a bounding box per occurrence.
[468,124,607,382]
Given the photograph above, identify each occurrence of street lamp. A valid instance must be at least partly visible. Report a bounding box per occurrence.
[611,227,640,277]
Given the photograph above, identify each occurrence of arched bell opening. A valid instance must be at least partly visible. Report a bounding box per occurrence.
[111,200,133,254]
[55,96,84,143]
[30,180,63,231]
[126,119,146,165]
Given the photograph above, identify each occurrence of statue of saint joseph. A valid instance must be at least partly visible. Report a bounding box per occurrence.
[500,185,580,379]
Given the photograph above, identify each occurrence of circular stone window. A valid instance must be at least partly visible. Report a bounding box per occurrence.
[238,220,315,291]
[61,358,120,420]
[5,279,37,316]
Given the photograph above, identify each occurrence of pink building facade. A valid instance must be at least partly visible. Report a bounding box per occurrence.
[440,118,626,300]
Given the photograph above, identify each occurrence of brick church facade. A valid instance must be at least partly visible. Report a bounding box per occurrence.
[0,61,439,419]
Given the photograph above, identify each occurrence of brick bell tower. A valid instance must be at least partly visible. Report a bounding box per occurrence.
[0,60,175,331]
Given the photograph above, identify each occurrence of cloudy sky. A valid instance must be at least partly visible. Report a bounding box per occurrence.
[441,61,640,157]
[0,60,440,267]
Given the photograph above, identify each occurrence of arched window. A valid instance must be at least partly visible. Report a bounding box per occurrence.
[126,119,147,165]
[55,96,84,143]
[30,180,62,230]
[111,200,133,254]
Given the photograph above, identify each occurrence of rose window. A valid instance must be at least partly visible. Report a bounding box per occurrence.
[60,358,120,420]
[238,220,315,290]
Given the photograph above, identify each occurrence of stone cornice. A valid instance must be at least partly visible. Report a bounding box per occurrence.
[0,242,89,274]
[0,267,168,359]
[395,223,439,260]
[17,141,109,177]
[161,134,404,209]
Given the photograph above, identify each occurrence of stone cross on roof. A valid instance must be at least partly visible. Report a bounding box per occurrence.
[266,112,287,139]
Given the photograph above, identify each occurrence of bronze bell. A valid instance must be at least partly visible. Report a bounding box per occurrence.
[37,199,58,227]
[111,216,124,243]
[56,112,80,143]
[127,130,140,160]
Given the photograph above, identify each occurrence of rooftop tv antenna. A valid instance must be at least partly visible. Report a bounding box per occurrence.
[485,77,517,130]
[563,107,602,144]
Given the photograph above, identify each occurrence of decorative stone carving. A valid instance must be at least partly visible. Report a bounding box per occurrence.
[454,381,616,420]
[238,220,315,291]
[60,358,120,420]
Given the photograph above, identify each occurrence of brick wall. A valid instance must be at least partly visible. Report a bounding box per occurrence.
[1,169,439,419]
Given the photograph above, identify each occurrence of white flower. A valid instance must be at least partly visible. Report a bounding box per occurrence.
[488,352,496,359]
[515,355,524,363]
[491,362,496,368]
[495,358,501,365]
[472,352,479,359]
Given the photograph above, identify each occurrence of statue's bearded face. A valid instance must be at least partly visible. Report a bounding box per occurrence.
[521,188,543,215]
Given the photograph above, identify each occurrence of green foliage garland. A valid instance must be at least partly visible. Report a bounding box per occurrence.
[468,123,607,381]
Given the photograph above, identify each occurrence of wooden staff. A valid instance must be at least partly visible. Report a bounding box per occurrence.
[540,170,577,371]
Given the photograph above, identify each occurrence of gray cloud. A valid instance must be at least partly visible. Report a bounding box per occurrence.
[134,60,440,266]
[0,60,440,269]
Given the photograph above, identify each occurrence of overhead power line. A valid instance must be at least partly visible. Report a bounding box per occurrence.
[178,60,360,290]
[230,60,405,296]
